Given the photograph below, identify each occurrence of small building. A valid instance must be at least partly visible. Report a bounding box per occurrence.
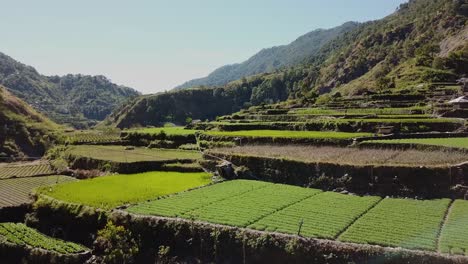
[448,96,468,109]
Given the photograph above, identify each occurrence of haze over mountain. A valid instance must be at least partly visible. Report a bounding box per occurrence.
[0,52,140,128]
[175,22,359,90]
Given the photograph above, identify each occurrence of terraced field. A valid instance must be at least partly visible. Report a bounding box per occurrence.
[0,163,55,179]
[65,131,122,145]
[339,198,451,251]
[0,176,76,208]
[67,145,201,163]
[290,106,429,116]
[366,137,468,149]
[204,130,371,139]
[0,222,88,254]
[439,200,468,255]
[127,180,468,254]
[125,126,198,136]
[39,171,212,209]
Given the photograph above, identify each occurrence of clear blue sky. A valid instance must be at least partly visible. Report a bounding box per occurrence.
[1,0,407,94]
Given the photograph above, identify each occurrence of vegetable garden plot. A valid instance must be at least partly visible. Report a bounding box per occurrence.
[439,200,468,255]
[0,176,76,208]
[367,138,468,149]
[0,222,87,254]
[185,184,320,227]
[0,164,54,179]
[127,180,270,217]
[39,171,212,209]
[250,192,381,239]
[66,132,121,144]
[339,198,451,251]
[67,145,201,163]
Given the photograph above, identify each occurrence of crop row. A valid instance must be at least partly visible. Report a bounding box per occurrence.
[0,223,87,254]
[65,132,121,144]
[0,164,55,179]
[339,198,451,251]
[439,200,468,255]
[127,180,468,255]
[0,176,76,208]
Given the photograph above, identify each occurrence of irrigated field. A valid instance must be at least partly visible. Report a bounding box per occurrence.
[0,222,88,254]
[127,180,468,254]
[339,198,451,251]
[0,176,76,208]
[367,137,468,149]
[204,130,371,139]
[0,163,55,179]
[439,200,468,255]
[39,171,212,209]
[290,106,429,116]
[210,145,468,166]
[67,145,201,163]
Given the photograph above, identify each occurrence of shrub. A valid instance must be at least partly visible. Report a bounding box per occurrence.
[94,221,139,264]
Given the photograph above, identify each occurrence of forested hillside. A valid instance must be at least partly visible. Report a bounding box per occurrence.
[105,0,468,128]
[0,52,140,128]
[175,22,359,89]
[0,85,58,158]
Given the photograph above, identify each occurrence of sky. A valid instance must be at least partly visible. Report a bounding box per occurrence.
[1,0,407,94]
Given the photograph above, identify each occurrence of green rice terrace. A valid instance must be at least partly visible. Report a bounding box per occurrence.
[364,137,468,150]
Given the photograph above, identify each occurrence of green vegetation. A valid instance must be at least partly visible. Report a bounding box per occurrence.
[439,200,468,255]
[65,131,122,145]
[250,192,380,239]
[291,106,429,115]
[204,130,370,139]
[367,138,468,149]
[126,127,198,136]
[0,52,140,128]
[67,145,201,163]
[339,198,451,251]
[0,222,88,254]
[0,176,75,208]
[39,171,212,209]
[0,163,54,179]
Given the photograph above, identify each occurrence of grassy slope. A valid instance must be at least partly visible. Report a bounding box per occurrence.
[39,171,212,209]
[0,85,60,157]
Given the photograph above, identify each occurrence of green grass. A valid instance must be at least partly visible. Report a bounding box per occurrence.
[67,145,201,162]
[291,106,429,115]
[38,171,212,209]
[204,130,371,139]
[0,222,88,254]
[250,192,381,239]
[126,127,198,135]
[367,138,468,149]
[339,198,451,251]
[439,200,468,255]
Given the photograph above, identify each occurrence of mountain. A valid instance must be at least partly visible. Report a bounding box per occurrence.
[0,52,140,128]
[0,85,59,158]
[175,22,359,89]
[105,0,468,128]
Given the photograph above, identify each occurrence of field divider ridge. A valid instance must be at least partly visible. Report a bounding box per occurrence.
[436,199,455,253]
[335,196,384,240]
[247,190,322,229]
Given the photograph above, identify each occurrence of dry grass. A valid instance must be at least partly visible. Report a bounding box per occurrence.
[211,145,468,166]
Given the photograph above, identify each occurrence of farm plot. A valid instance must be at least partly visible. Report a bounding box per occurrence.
[291,106,429,116]
[65,131,122,145]
[339,198,451,251]
[0,222,88,254]
[0,176,76,208]
[250,192,381,239]
[125,127,198,136]
[0,163,54,179]
[67,145,201,163]
[204,130,371,139]
[439,200,468,255]
[210,145,468,166]
[127,180,271,217]
[39,171,212,209]
[366,137,468,149]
